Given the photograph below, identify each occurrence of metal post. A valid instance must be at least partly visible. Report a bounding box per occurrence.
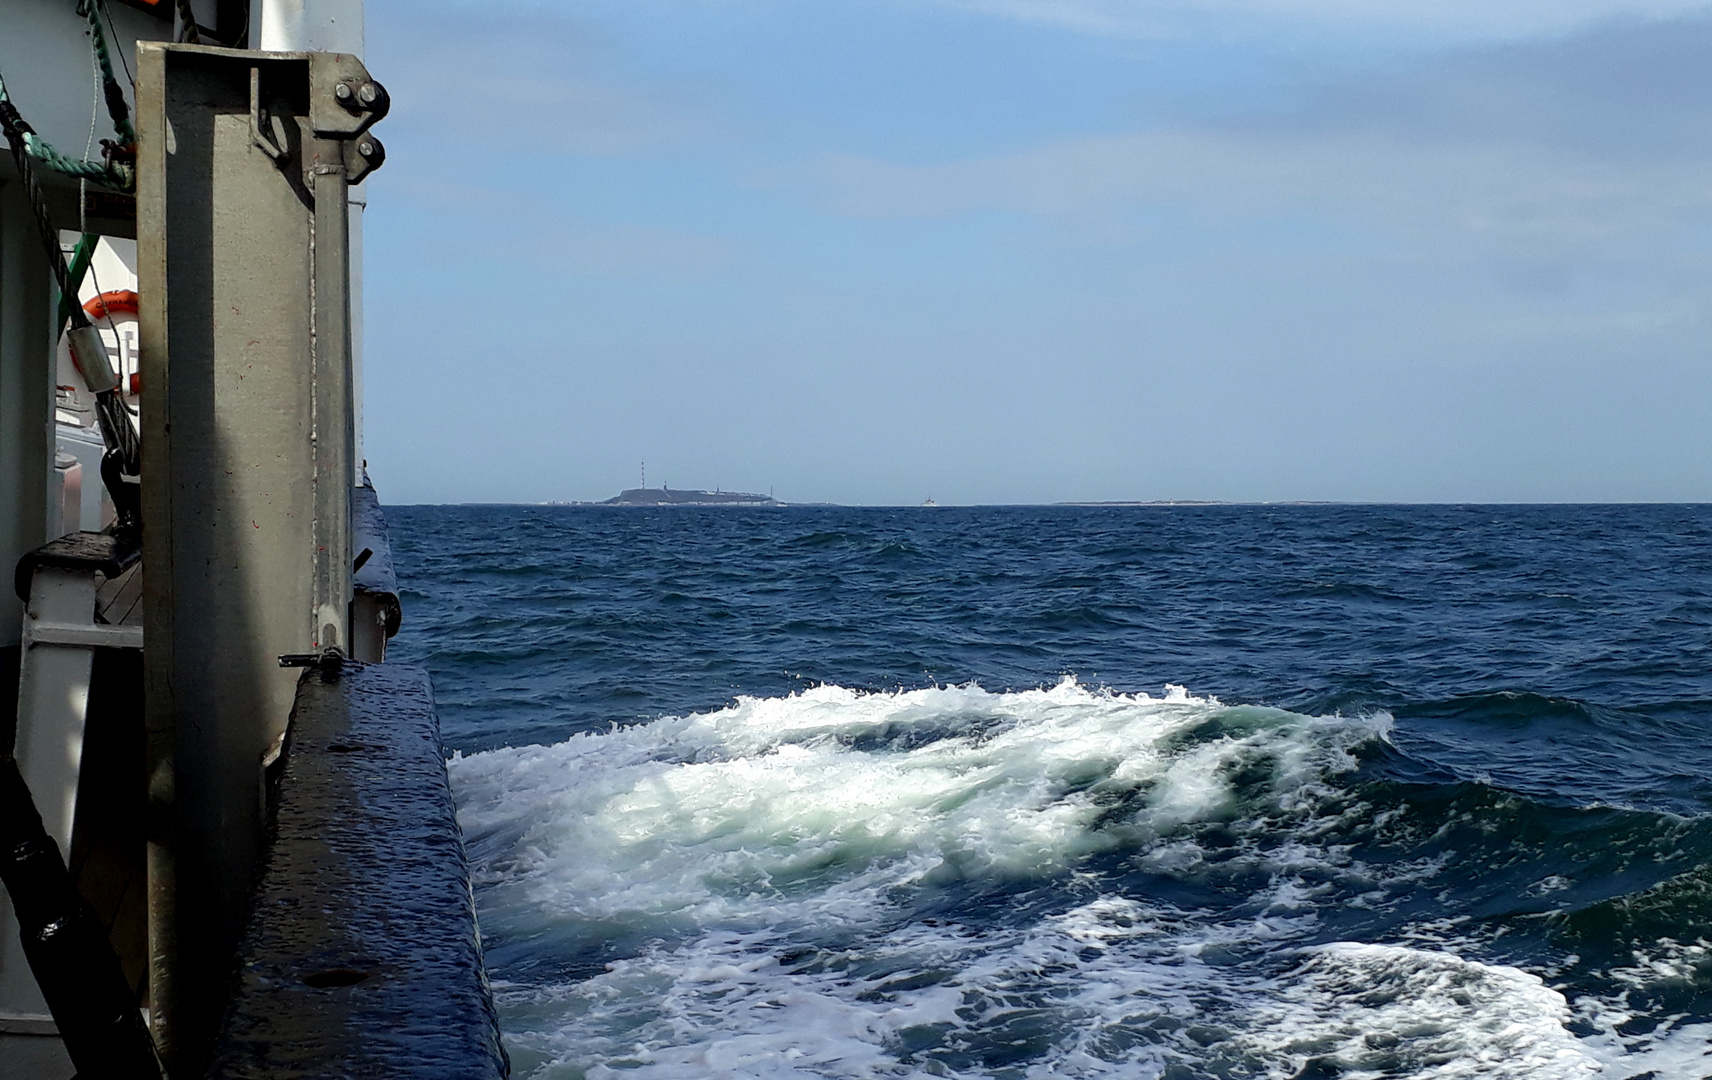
[311,162,352,652]
[0,179,52,652]
[10,567,101,839]
[260,0,370,488]
[135,44,385,1075]
[257,0,369,489]
[0,536,147,1076]
[0,171,58,1072]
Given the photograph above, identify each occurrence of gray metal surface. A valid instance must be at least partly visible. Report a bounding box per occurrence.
[351,483,398,607]
[311,162,354,654]
[134,43,386,1070]
[0,0,160,240]
[350,482,400,662]
[0,2,164,158]
[0,565,99,1028]
[0,177,52,653]
[0,149,60,1078]
[210,663,508,1079]
[137,46,317,1068]
[304,49,387,657]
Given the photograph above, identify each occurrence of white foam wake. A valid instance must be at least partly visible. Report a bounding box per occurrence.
[448,679,1695,1078]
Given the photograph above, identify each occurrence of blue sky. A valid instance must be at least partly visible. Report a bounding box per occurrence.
[361,0,1712,504]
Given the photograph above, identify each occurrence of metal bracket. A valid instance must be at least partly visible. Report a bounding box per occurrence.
[342,135,384,185]
[308,53,388,138]
[279,647,349,681]
[249,68,289,164]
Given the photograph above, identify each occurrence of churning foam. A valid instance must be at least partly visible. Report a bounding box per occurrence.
[449,680,1694,1078]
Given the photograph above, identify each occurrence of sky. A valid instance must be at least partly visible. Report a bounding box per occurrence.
[360,0,1712,504]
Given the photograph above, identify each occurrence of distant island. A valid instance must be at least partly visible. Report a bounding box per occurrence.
[603,487,780,506]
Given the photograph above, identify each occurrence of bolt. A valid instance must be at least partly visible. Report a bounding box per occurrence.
[358,82,378,105]
[358,140,374,157]
[335,82,353,101]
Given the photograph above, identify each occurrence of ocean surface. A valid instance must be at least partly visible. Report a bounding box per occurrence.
[385,503,1712,1079]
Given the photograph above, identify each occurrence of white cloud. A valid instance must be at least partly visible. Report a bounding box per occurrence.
[928,0,1712,41]
[806,127,1709,248]
[790,16,1712,271]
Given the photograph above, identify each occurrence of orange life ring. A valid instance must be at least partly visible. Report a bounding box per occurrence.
[83,290,139,322]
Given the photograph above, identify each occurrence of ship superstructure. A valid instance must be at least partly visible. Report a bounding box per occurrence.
[0,2,504,1076]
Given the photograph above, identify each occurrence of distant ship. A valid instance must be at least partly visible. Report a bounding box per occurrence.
[603,487,781,506]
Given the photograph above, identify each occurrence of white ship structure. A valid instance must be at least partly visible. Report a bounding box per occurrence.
[0,1,506,1077]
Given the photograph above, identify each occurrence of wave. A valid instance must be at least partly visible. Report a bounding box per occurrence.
[450,679,1711,1078]
[1383,692,1712,817]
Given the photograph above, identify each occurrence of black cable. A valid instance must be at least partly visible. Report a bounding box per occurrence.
[97,392,140,463]
[0,98,76,310]
[0,88,141,527]
[81,0,135,144]
[0,755,162,1079]
[97,0,135,90]
[174,0,202,44]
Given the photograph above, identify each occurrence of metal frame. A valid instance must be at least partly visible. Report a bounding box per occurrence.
[135,42,383,1073]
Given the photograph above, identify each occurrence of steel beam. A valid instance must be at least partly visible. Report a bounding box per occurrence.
[135,43,384,1075]
[0,157,61,1080]
[0,179,52,652]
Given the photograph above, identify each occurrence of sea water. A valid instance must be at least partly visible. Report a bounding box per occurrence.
[386,504,1712,1078]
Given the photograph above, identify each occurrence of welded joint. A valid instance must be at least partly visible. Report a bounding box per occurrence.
[303,141,385,187]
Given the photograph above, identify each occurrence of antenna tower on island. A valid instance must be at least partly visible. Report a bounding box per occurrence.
[641,461,645,489]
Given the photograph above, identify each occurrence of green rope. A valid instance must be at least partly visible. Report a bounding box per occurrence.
[0,77,77,309]
[0,21,140,530]
[0,68,131,189]
[58,234,99,337]
[78,0,135,147]
[26,132,126,183]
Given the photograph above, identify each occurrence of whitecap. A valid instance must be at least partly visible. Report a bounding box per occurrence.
[450,680,1681,1078]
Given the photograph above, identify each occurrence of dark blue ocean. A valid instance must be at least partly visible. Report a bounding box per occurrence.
[385,504,1712,1079]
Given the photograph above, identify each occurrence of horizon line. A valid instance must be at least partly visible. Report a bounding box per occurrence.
[380,499,1712,509]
